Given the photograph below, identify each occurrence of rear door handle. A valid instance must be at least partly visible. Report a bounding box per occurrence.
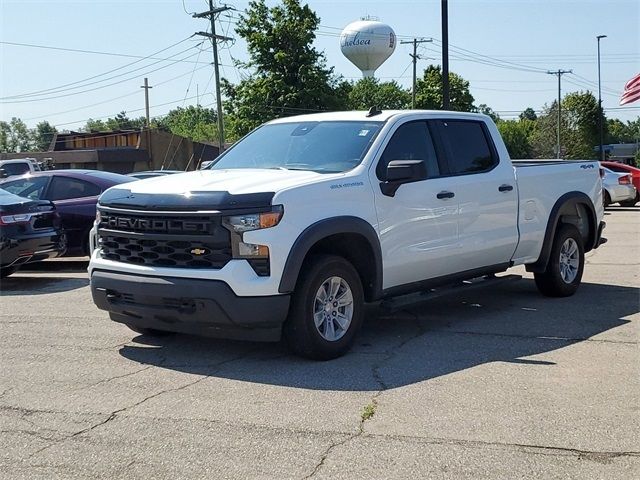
[436,191,455,199]
[498,184,514,192]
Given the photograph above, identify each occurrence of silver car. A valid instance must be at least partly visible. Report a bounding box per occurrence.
[601,166,637,207]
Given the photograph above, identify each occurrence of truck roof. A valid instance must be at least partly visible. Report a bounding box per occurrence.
[267,110,491,124]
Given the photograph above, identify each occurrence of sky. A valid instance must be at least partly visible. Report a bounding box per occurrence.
[1,0,639,131]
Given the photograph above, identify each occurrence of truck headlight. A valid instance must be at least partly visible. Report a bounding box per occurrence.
[225,206,283,233]
[223,206,282,277]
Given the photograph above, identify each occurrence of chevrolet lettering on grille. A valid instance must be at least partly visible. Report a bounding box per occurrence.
[105,216,211,233]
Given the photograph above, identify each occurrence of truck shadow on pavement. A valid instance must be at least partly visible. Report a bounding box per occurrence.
[0,276,89,295]
[119,279,638,391]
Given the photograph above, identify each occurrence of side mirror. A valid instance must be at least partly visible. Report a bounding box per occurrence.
[381,159,427,197]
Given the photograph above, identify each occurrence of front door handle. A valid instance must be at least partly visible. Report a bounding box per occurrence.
[436,191,455,199]
[498,184,514,192]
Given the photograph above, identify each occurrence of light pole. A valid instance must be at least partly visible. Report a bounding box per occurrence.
[441,0,450,109]
[597,35,607,162]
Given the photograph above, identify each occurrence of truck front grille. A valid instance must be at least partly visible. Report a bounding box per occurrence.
[97,210,232,269]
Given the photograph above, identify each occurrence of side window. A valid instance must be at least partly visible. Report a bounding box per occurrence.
[439,120,497,174]
[377,121,439,179]
[47,177,101,201]
[2,162,31,176]
[0,177,49,199]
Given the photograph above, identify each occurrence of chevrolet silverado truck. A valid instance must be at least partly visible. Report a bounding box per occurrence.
[89,110,605,359]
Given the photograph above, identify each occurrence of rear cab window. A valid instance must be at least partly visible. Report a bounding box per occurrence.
[432,120,498,175]
[1,162,31,176]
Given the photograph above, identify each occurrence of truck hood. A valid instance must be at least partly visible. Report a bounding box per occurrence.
[99,168,334,211]
[126,168,326,195]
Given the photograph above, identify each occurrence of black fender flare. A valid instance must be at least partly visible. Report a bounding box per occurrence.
[526,191,597,273]
[278,216,383,299]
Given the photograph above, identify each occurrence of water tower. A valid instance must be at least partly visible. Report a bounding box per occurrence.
[340,18,396,78]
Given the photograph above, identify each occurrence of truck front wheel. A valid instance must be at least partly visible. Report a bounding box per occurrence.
[284,254,364,360]
[534,224,585,297]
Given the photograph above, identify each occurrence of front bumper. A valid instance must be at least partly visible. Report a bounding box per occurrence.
[90,270,290,342]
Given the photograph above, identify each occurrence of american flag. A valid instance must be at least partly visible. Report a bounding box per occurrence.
[620,73,640,105]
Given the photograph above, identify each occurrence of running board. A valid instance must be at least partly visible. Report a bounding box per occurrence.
[380,274,522,312]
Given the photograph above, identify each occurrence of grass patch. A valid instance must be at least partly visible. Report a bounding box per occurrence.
[361,402,376,421]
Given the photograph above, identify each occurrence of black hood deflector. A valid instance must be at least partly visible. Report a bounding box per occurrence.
[99,189,275,212]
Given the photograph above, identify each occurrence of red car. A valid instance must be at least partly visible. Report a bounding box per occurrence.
[600,161,640,206]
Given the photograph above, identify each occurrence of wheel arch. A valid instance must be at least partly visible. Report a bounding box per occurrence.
[526,192,597,274]
[278,216,383,302]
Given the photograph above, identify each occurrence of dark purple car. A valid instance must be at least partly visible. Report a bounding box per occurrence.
[0,170,134,256]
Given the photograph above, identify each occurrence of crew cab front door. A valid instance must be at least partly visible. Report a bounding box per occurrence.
[370,120,461,291]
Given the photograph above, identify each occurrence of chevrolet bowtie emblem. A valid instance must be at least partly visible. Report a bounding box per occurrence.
[190,248,208,255]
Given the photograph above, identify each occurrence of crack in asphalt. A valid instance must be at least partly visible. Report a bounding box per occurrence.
[24,349,257,460]
[74,365,153,390]
[304,309,427,479]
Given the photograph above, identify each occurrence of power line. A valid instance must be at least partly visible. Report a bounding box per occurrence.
[0,36,195,100]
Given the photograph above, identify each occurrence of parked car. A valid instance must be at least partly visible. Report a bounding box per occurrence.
[89,110,606,360]
[600,166,637,207]
[600,161,640,206]
[0,188,66,278]
[127,170,183,180]
[0,170,134,256]
[0,159,40,178]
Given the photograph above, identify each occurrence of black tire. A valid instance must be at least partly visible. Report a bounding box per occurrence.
[619,198,638,207]
[0,266,17,279]
[603,190,611,208]
[534,224,585,297]
[284,254,364,360]
[125,324,173,336]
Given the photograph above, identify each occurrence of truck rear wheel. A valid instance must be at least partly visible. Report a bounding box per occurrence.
[534,224,584,297]
[284,254,364,360]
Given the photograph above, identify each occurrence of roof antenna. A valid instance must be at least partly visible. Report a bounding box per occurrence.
[366,106,382,117]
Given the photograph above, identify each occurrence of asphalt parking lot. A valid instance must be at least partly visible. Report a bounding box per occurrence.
[1,208,638,479]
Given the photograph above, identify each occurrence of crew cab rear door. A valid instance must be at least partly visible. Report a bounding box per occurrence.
[370,120,461,290]
[431,119,519,270]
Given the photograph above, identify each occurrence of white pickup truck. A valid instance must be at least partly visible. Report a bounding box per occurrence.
[89,110,605,359]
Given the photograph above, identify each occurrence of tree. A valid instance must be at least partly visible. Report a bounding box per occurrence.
[607,118,640,144]
[32,121,57,151]
[223,0,344,138]
[414,65,475,111]
[530,92,604,159]
[155,105,218,143]
[476,103,499,122]
[84,112,145,132]
[0,121,10,152]
[519,107,538,121]
[345,78,410,110]
[8,118,32,152]
[497,119,536,159]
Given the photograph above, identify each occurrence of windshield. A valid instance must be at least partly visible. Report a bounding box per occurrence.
[209,121,383,173]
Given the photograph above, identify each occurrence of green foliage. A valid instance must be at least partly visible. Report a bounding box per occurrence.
[223,0,344,138]
[345,78,410,110]
[155,105,218,143]
[84,111,146,132]
[414,65,475,111]
[2,118,32,152]
[476,103,500,122]
[519,108,538,121]
[530,92,604,159]
[497,119,536,159]
[32,121,57,151]
[607,118,640,144]
[0,121,10,152]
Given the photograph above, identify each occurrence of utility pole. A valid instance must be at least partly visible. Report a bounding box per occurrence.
[400,38,432,109]
[140,77,152,163]
[441,0,450,109]
[597,35,607,162]
[194,2,233,152]
[547,69,572,158]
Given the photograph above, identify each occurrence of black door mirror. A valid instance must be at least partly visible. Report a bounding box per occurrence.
[381,159,427,196]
